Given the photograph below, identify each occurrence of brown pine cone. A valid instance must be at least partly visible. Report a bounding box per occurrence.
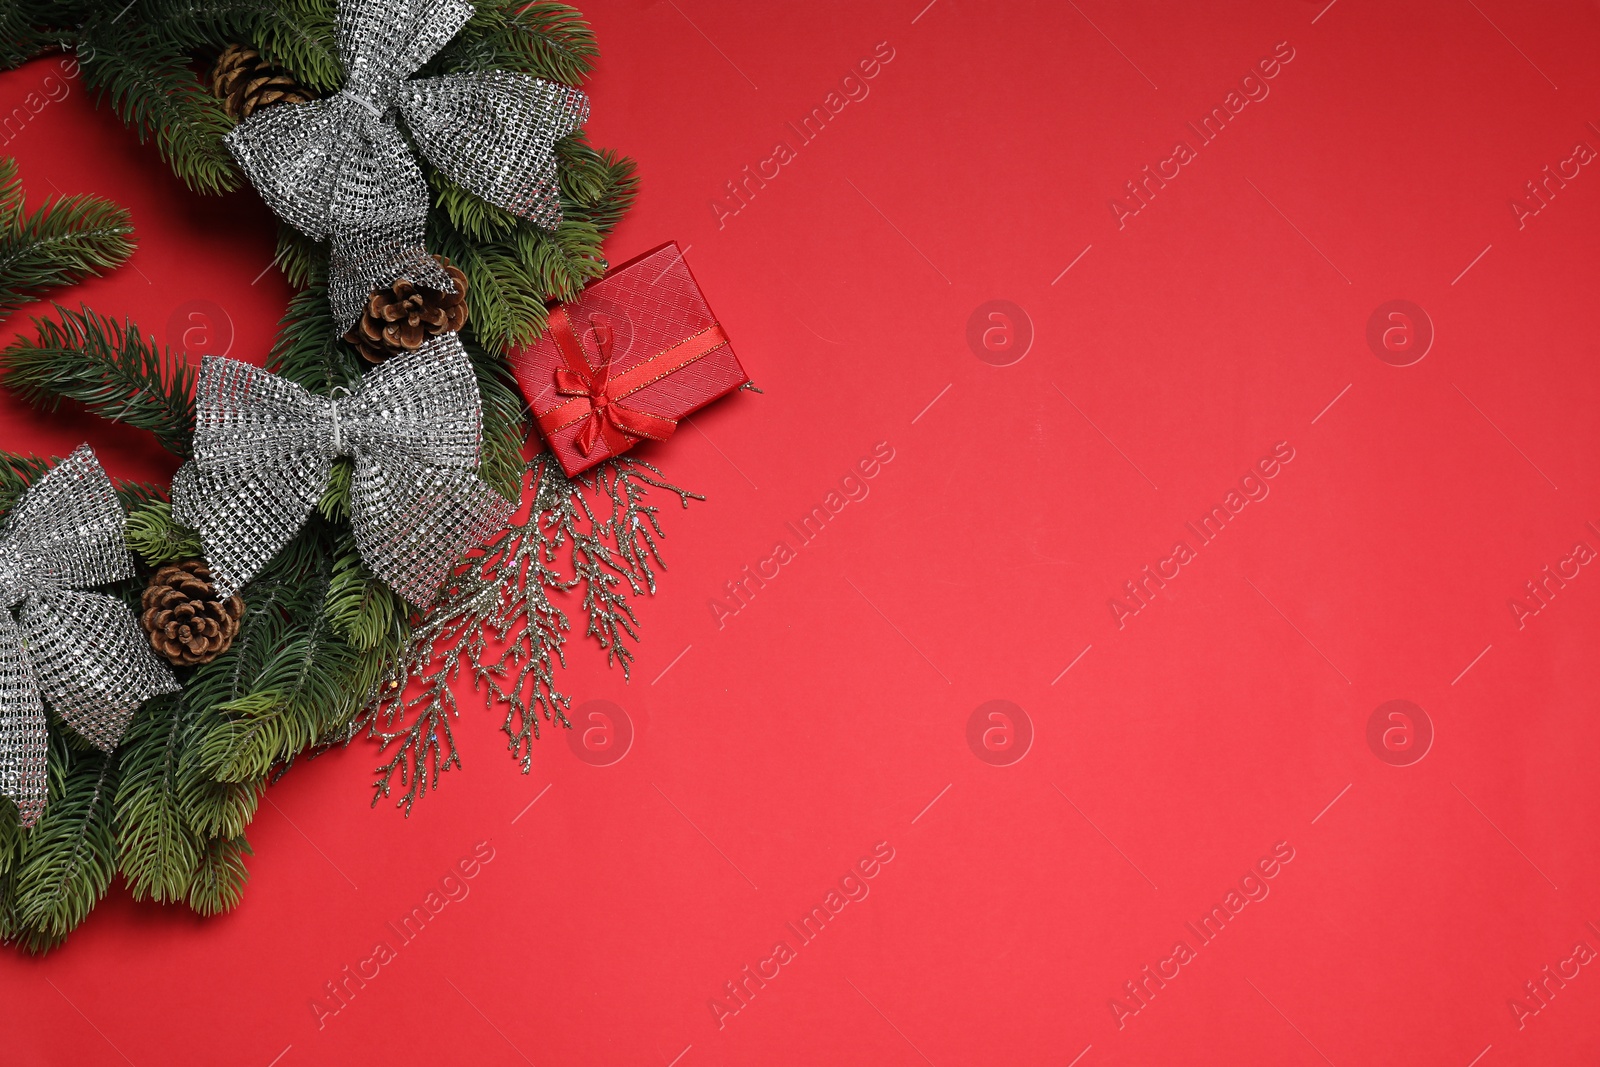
[342,256,470,364]
[140,561,245,667]
[210,44,312,122]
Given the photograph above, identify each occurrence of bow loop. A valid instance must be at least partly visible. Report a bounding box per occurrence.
[337,0,473,102]
[173,334,512,606]
[227,0,589,332]
[396,72,586,230]
[17,590,179,749]
[2,444,135,595]
[553,367,594,397]
[0,446,179,827]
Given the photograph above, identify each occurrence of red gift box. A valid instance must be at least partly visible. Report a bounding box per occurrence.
[509,242,748,477]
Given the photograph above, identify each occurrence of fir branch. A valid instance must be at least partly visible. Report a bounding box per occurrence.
[113,477,168,513]
[248,0,340,93]
[173,541,324,838]
[0,450,52,516]
[556,137,640,233]
[175,756,258,840]
[430,213,605,355]
[126,499,202,565]
[130,0,342,94]
[431,172,518,244]
[461,333,528,501]
[316,457,352,522]
[0,2,69,70]
[436,0,597,85]
[267,281,360,396]
[114,693,202,903]
[126,0,257,53]
[185,548,326,783]
[186,833,250,916]
[0,303,195,455]
[6,743,120,953]
[76,20,239,195]
[431,231,544,355]
[184,522,387,785]
[0,791,19,878]
[0,157,135,320]
[195,692,298,783]
[324,532,407,653]
[272,221,327,291]
[517,215,605,303]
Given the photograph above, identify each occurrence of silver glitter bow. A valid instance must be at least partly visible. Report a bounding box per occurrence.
[225,0,589,333]
[0,445,180,827]
[172,333,513,607]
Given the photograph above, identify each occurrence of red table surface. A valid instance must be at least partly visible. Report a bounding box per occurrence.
[3,2,1599,1064]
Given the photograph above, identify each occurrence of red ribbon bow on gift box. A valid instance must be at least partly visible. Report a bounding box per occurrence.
[537,305,731,457]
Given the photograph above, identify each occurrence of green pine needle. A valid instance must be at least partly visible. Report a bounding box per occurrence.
[325,533,408,653]
[0,793,20,878]
[157,0,340,93]
[0,157,136,320]
[316,458,352,522]
[114,694,202,904]
[272,223,327,291]
[0,2,63,69]
[77,19,239,195]
[6,745,120,953]
[431,172,519,244]
[0,450,52,517]
[268,282,360,396]
[125,499,203,566]
[0,304,196,456]
[438,0,597,85]
[462,332,529,500]
[187,833,251,916]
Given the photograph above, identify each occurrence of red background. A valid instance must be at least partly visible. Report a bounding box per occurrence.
[3,1,1600,1064]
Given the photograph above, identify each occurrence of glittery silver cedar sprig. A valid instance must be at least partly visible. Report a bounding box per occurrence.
[354,453,699,813]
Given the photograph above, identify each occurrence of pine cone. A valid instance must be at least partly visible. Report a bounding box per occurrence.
[210,44,312,122]
[342,256,470,364]
[140,561,245,667]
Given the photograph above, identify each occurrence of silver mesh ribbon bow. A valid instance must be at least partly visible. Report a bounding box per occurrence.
[172,333,513,607]
[0,445,180,827]
[225,0,590,332]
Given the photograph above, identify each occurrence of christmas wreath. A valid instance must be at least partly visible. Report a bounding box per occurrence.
[0,0,733,952]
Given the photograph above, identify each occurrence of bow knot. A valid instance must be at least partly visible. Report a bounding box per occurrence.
[340,88,386,118]
[0,446,179,827]
[172,334,514,607]
[535,306,691,458]
[323,388,355,459]
[549,314,676,456]
[225,0,590,333]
